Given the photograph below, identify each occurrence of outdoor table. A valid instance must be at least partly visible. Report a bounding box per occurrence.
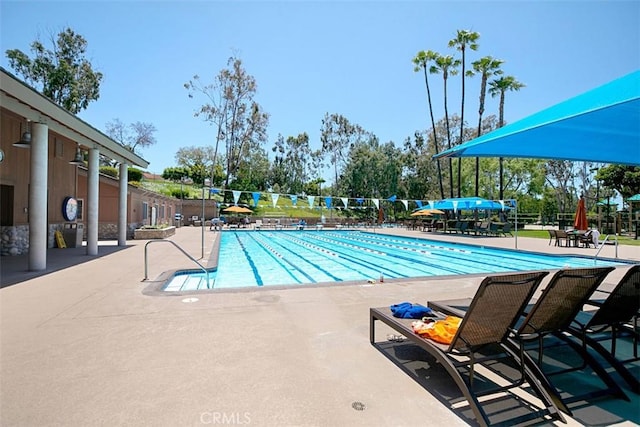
[567,230,587,247]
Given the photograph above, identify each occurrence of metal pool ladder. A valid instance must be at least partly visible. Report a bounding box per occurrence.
[143,240,212,288]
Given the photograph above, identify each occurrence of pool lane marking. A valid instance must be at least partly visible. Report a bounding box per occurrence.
[246,232,333,283]
[275,233,389,279]
[346,232,583,271]
[255,233,345,282]
[239,233,307,284]
[309,232,477,275]
[232,233,264,286]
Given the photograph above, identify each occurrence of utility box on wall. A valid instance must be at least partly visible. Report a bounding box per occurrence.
[63,223,84,248]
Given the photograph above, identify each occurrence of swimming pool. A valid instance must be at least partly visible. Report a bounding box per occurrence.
[163,230,625,291]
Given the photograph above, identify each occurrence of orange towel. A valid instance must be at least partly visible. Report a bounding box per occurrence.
[412,316,462,345]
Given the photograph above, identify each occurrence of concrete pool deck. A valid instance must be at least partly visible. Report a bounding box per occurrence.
[1,226,639,426]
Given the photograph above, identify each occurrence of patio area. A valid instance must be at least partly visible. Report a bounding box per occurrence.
[1,226,638,426]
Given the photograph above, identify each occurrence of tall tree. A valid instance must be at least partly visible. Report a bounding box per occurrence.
[430,54,460,198]
[5,27,103,113]
[471,56,504,196]
[320,113,367,188]
[489,75,525,199]
[449,29,480,197]
[413,50,445,199]
[185,56,269,189]
[271,132,312,194]
[174,145,216,185]
[105,119,157,154]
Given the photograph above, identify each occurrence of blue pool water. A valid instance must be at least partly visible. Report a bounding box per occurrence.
[163,230,625,291]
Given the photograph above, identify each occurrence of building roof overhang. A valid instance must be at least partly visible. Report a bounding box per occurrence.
[0,67,149,168]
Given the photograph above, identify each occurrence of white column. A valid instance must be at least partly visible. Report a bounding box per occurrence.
[118,163,128,246]
[86,147,99,255]
[28,122,48,271]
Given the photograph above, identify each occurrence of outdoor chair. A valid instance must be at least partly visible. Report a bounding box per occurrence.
[488,222,499,236]
[547,229,557,245]
[475,220,491,235]
[579,229,600,248]
[554,229,569,247]
[514,266,629,405]
[371,271,567,427]
[497,223,513,236]
[427,266,625,413]
[568,265,640,393]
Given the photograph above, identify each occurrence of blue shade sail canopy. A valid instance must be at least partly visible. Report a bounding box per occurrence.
[424,197,510,212]
[435,71,640,166]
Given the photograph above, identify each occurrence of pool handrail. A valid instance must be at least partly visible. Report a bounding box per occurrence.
[143,240,211,288]
[593,234,611,264]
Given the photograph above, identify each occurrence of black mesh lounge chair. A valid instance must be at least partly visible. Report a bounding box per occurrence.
[567,265,640,393]
[370,271,566,427]
[515,266,629,404]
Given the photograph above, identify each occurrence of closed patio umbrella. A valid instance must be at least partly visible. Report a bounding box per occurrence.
[573,197,588,230]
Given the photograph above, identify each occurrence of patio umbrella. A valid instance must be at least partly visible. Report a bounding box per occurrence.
[573,197,588,230]
[434,71,640,166]
[412,208,445,215]
[223,205,253,214]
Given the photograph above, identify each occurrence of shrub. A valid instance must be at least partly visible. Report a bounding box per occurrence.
[100,166,118,178]
[128,168,143,182]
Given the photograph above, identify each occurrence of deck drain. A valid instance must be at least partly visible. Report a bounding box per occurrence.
[181,297,199,303]
[351,401,366,411]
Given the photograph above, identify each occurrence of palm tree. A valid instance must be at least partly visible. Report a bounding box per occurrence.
[413,50,445,199]
[472,56,504,196]
[449,30,480,197]
[430,53,460,198]
[489,75,525,200]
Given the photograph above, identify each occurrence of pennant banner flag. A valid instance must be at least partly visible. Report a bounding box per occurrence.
[341,197,348,208]
[401,199,408,210]
[356,197,364,205]
[452,200,459,212]
[252,192,261,207]
[308,195,315,209]
[290,194,298,207]
[271,193,279,208]
[324,197,332,209]
[232,190,241,205]
[210,188,220,195]
[428,200,435,209]
[387,195,397,202]
[499,200,505,211]
[372,198,379,209]
[415,200,423,208]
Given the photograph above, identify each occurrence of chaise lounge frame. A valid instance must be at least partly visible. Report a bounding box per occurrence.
[370,271,566,427]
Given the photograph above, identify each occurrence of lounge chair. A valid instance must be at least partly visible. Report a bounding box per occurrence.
[475,220,490,235]
[497,223,513,236]
[370,271,566,427]
[547,229,557,245]
[568,265,640,393]
[514,266,628,404]
[428,266,625,412]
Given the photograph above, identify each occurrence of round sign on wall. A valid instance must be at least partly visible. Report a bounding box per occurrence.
[62,197,78,221]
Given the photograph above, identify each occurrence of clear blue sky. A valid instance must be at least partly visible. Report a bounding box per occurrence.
[2,1,638,181]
